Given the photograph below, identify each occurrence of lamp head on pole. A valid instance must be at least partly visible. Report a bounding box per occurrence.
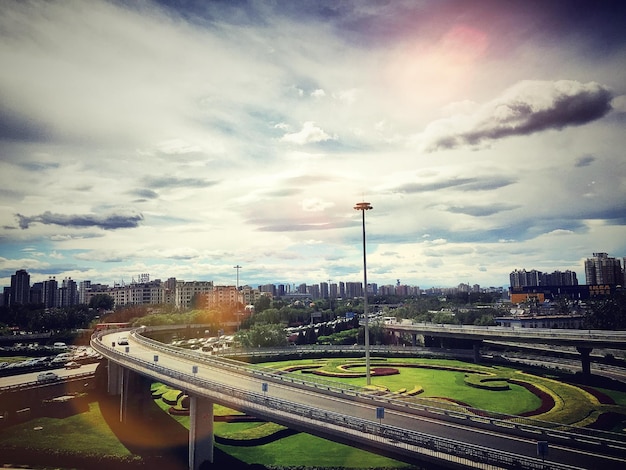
[354,202,373,211]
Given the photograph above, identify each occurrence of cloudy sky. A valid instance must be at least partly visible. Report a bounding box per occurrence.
[1,0,625,290]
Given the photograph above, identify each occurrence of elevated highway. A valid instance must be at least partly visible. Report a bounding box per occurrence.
[383,323,626,374]
[92,327,626,470]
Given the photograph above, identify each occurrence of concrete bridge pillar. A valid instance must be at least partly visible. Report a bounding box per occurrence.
[118,367,148,424]
[473,340,483,364]
[411,333,417,347]
[107,360,123,395]
[576,346,593,377]
[189,395,214,470]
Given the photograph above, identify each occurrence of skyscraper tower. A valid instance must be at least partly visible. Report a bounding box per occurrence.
[584,253,622,285]
[10,269,30,305]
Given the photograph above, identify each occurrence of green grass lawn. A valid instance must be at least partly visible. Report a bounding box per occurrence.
[147,356,626,468]
[2,356,625,469]
[153,393,411,468]
[263,357,626,426]
[266,357,540,414]
[0,401,132,457]
[217,431,410,468]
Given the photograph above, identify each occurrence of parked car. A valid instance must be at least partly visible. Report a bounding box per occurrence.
[64,361,81,369]
[37,371,59,382]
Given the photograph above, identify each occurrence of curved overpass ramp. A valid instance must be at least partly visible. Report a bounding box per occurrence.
[384,323,626,349]
[383,323,626,374]
[91,327,626,470]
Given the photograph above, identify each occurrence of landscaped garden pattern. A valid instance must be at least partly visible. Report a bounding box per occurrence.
[263,357,626,428]
[148,357,626,468]
[3,357,625,469]
[150,383,410,468]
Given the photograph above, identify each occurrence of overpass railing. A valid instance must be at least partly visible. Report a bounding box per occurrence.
[0,371,94,392]
[386,323,626,344]
[92,333,582,470]
[125,328,626,452]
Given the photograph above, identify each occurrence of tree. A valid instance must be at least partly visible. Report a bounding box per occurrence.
[304,326,317,344]
[235,323,288,348]
[89,294,114,311]
[584,290,626,330]
[254,295,271,313]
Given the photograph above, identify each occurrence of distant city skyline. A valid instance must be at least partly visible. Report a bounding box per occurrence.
[4,249,624,294]
[1,1,625,289]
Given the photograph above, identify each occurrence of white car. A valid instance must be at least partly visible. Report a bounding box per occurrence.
[37,371,59,382]
[117,336,129,345]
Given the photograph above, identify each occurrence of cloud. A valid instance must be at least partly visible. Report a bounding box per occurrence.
[156,139,202,155]
[257,219,354,232]
[16,211,143,230]
[160,247,200,260]
[575,155,595,167]
[130,189,159,199]
[546,229,575,236]
[442,203,519,217]
[392,175,516,194]
[301,198,334,212]
[74,251,127,263]
[0,107,51,142]
[280,121,335,145]
[17,160,60,171]
[421,80,613,151]
[142,176,218,189]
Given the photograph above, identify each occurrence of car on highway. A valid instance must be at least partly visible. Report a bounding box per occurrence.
[64,361,81,369]
[37,371,59,382]
[117,336,129,345]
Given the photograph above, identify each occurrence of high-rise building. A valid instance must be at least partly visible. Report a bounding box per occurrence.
[320,282,329,299]
[345,282,363,298]
[308,284,320,299]
[30,282,43,305]
[510,269,578,288]
[79,280,91,305]
[259,284,276,296]
[585,253,622,285]
[329,283,338,299]
[510,269,541,287]
[544,270,578,286]
[59,278,78,307]
[9,269,30,306]
[43,277,58,308]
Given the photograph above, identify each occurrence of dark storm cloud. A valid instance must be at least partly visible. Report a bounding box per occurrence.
[143,176,218,189]
[16,211,143,230]
[429,81,613,151]
[393,176,516,194]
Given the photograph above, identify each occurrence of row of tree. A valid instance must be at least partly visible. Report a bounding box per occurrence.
[2,290,625,346]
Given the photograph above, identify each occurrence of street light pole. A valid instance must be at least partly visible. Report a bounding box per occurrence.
[234,265,242,326]
[354,201,373,385]
[233,265,241,291]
